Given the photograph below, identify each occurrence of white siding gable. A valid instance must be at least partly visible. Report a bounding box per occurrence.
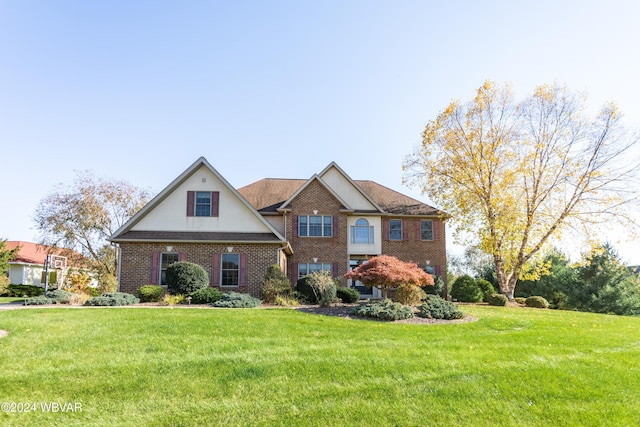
[320,166,377,211]
[132,165,273,233]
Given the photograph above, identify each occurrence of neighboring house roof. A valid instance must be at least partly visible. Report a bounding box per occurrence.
[238,177,445,217]
[5,241,82,266]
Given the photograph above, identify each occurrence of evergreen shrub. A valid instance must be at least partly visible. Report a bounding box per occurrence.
[525,296,550,309]
[487,293,508,306]
[189,287,222,304]
[138,285,164,302]
[417,295,464,320]
[212,292,262,308]
[165,262,209,295]
[450,275,483,302]
[349,300,414,321]
[336,287,360,303]
[45,289,73,304]
[85,292,140,306]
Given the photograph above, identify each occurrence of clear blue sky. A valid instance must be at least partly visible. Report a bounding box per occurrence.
[2,0,639,263]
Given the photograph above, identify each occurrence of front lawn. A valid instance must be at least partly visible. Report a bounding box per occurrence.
[0,297,23,304]
[0,306,639,426]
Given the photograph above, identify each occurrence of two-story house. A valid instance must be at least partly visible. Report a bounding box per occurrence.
[110,157,447,298]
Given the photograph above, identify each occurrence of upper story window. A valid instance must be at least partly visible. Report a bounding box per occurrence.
[195,192,212,216]
[351,218,374,244]
[420,220,434,241]
[389,219,402,241]
[299,215,332,237]
[187,191,219,217]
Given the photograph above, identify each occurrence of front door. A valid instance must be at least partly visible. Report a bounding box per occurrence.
[349,259,374,297]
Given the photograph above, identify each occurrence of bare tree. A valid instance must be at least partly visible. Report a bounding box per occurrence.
[34,172,150,276]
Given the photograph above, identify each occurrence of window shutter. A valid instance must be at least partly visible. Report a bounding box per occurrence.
[383,219,389,241]
[211,253,221,286]
[211,191,220,217]
[150,252,160,284]
[402,220,409,241]
[433,220,441,241]
[291,264,298,286]
[292,215,298,237]
[332,262,338,277]
[333,215,338,239]
[239,254,248,287]
[434,265,441,276]
[179,253,187,261]
[187,191,195,217]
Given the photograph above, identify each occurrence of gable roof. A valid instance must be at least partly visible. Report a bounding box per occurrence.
[110,157,289,244]
[237,164,445,217]
[278,174,356,212]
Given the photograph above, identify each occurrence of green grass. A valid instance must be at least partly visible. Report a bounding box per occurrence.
[0,297,23,304]
[0,306,639,426]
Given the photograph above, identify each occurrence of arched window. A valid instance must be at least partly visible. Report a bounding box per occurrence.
[351,218,374,244]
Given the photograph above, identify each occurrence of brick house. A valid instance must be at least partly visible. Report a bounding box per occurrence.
[110,157,448,298]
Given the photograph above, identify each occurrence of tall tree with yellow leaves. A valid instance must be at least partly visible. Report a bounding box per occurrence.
[404,81,639,300]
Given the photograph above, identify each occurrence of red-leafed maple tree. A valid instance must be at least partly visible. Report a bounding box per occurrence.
[344,255,434,298]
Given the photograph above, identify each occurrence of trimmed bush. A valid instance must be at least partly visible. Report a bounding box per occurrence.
[165,261,209,295]
[212,292,262,308]
[300,271,337,307]
[526,296,550,309]
[189,287,222,304]
[85,292,140,306]
[261,264,293,304]
[417,295,464,320]
[423,275,444,297]
[295,276,317,304]
[138,285,165,302]
[349,300,414,321]
[7,284,44,297]
[515,297,527,305]
[487,293,509,306]
[45,289,73,304]
[24,296,54,305]
[336,287,360,303]
[394,284,427,306]
[476,278,496,302]
[450,275,483,302]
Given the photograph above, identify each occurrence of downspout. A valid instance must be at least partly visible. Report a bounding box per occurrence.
[112,242,122,292]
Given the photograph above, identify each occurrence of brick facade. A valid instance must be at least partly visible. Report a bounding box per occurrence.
[284,180,349,286]
[118,242,281,297]
[382,217,447,283]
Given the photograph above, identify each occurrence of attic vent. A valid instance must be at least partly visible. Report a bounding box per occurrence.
[202,178,206,182]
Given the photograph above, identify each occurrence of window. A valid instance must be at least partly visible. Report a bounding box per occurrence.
[351,218,374,244]
[298,215,332,237]
[420,220,434,241]
[221,253,239,287]
[160,253,179,285]
[195,191,211,216]
[389,220,402,240]
[298,262,333,278]
[187,191,219,217]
